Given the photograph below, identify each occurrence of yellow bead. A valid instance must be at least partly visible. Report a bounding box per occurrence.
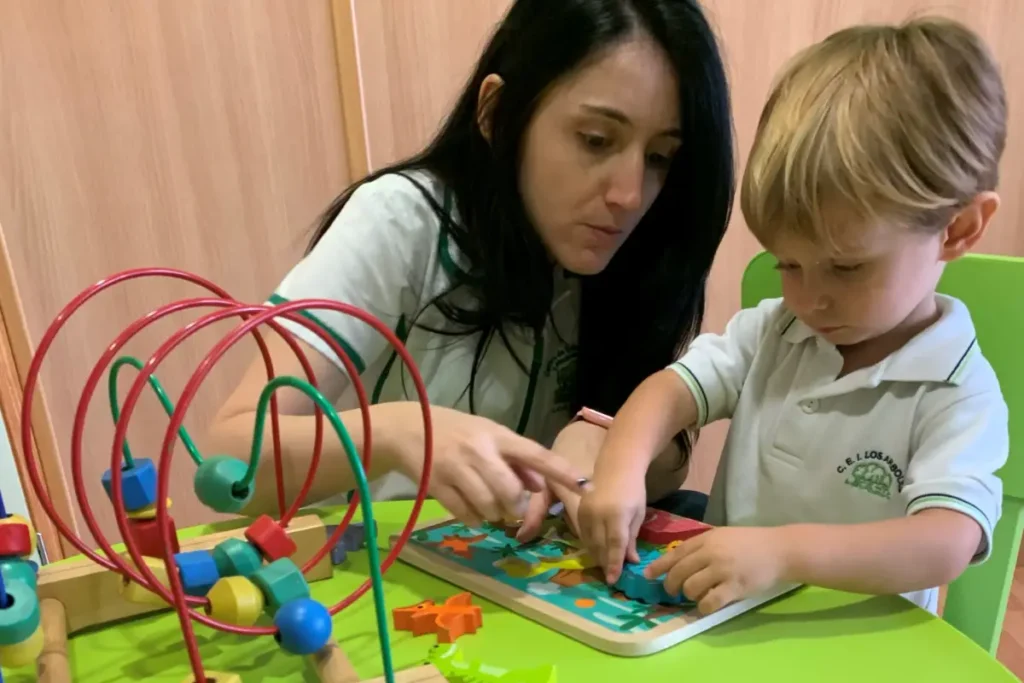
[120,556,171,606]
[0,514,36,558]
[0,623,43,668]
[179,673,241,683]
[126,497,173,520]
[205,576,264,627]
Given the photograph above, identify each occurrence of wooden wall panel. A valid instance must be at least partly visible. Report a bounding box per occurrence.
[353,0,1024,493]
[0,0,352,547]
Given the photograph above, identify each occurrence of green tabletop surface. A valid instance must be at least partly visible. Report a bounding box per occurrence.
[6,501,1019,682]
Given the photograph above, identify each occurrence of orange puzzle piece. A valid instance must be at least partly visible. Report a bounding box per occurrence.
[392,592,483,644]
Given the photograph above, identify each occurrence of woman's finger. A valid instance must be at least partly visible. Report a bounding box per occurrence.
[451,464,503,524]
[516,488,553,542]
[432,483,483,529]
[497,431,588,492]
[470,443,531,518]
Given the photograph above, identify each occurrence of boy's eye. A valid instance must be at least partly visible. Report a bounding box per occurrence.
[832,263,864,273]
[773,262,799,272]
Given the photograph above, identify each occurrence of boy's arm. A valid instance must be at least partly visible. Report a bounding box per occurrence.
[781,388,1007,594]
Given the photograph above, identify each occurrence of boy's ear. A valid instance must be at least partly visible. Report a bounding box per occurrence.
[940,191,1000,261]
[476,74,504,143]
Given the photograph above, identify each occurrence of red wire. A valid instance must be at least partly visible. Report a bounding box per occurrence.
[21,268,433,682]
[71,298,325,602]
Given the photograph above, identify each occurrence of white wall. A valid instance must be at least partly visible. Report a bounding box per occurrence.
[0,410,43,564]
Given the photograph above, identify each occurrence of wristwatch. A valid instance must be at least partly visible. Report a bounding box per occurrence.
[572,406,613,428]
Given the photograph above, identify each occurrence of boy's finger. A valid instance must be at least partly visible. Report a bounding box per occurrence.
[603,525,629,584]
[697,581,736,615]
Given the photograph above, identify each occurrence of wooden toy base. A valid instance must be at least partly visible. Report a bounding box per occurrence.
[394,516,800,656]
[361,665,447,683]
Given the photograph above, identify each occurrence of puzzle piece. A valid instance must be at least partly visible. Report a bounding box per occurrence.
[494,550,595,579]
[636,508,711,545]
[324,521,379,565]
[613,552,692,606]
[393,592,483,644]
[428,643,556,683]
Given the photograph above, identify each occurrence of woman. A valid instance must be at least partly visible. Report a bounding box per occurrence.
[207,0,734,535]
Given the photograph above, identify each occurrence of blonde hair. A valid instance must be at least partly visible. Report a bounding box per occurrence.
[741,17,1006,248]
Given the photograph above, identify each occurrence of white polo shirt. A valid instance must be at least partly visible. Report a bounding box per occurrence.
[269,170,580,499]
[669,295,1008,613]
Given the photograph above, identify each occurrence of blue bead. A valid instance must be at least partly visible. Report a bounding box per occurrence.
[273,598,332,655]
[101,458,158,512]
[194,456,255,514]
[174,550,220,597]
[0,559,37,591]
[0,578,40,646]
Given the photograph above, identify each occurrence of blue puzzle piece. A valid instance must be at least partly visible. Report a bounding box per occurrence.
[613,550,692,606]
[324,521,378,565]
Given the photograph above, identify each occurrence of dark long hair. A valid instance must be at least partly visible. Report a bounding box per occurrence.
[308,0,734,436]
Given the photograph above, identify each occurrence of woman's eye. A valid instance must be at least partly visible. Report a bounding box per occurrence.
[647,152,673,169]
[578,132,610,151]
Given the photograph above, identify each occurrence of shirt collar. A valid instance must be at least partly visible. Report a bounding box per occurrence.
[778,294,978,385]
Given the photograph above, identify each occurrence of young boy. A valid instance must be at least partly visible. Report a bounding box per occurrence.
[576,17,1009,616]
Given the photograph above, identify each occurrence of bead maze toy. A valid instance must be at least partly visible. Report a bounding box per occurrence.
[395,509,801,656]
[0,267,442,683]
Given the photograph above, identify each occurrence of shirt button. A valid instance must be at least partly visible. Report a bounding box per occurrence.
[801,399,819,413]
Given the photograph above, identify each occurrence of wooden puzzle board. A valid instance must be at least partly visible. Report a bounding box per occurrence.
[394,516,800,656]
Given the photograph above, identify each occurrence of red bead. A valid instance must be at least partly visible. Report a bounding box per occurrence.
[244,515,296,561]
[0,523,31,558]
[127,517,180,558]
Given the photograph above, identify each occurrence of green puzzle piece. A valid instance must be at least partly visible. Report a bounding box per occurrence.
[427,643,557,683]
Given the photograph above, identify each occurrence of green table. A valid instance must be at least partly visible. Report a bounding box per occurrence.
[7,501,1019,682]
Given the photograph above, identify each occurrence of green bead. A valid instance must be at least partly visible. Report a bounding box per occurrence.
[212,538,263,578]
[0,579,40,646]
[0,559,37,591]
[251,558,309,614]
[194,456,255,513]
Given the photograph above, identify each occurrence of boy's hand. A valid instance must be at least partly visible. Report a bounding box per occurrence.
[577,476,647,584]
[645,526,791,614]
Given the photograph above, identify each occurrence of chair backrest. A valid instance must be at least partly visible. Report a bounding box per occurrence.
[741,251,1024,654]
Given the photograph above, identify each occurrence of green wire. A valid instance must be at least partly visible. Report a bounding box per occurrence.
[108,356,204,468]
[250,376,395,683]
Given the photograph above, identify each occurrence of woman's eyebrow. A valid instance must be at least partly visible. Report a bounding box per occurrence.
[579,103,681,138]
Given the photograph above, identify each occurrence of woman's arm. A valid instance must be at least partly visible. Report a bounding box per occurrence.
[205,334,411,514]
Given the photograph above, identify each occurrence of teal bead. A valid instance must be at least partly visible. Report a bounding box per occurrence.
[194,456,255,513]
[251,558,310,614]
[0,579,40,646]
[212,538,263,578]
[0,559,37,591]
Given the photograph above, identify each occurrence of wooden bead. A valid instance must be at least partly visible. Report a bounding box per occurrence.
[244,515,296,561]
[0,522,31,559]
[126,497,173,520]
[120,556,171,606]
[127,517,180,558]
[193,456,254,513]
[101,458,158,512]
[0,578,40,646]
[205,576,264,627]
[212,538,263,578]
[0,623,43,668]
[273,597,332,655]
[251,558,310,614]
[174,550,220,597]
[0,515,36,558]
[179,673,242,683]
[0,558,38,591]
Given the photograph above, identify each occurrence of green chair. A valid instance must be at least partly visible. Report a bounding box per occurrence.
[741,251,1024,655]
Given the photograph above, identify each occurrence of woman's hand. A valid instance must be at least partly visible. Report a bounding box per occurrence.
[577,471,647,583]
[381,402,586,528]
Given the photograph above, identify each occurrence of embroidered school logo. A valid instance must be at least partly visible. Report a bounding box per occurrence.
[844,462,893,499]
[836,450,905,500]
